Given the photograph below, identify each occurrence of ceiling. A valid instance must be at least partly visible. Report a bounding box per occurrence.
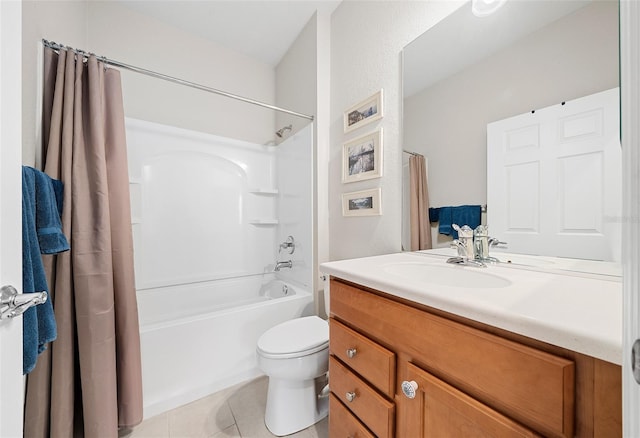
[117,0,341,66]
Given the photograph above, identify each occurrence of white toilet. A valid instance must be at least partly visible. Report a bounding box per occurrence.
[257,310,330,436]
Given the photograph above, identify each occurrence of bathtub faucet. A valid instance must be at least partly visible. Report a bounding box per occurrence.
[274,260,293,271]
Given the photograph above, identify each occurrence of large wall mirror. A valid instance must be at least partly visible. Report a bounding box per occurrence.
[402,0,620,263]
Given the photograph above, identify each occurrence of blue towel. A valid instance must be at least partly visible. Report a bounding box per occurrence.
[22,166,69,374]
[435,205,482,239]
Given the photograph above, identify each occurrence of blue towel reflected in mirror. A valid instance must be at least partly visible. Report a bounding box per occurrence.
[428,205,482,239]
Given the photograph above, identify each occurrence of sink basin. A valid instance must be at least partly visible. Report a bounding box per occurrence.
[383,262,512,289]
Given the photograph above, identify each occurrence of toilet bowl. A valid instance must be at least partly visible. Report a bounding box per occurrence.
[257,315,329,436]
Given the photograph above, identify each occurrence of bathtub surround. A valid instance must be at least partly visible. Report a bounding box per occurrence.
[24,47,143,436]
[127,119,315,418]
[126,119,313,291]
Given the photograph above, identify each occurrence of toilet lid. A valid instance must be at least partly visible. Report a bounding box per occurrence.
[257,316,328,358]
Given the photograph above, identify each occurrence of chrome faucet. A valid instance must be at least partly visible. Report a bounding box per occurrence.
[448,225,486,267]
[274,260,293,271]
[446,224,508,268]
[473,225,507,263]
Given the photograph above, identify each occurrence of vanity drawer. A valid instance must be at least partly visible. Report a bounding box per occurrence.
[329,393,375,438]
[330,356,395,438]
[330,279,575,438]
[330,318,396,397]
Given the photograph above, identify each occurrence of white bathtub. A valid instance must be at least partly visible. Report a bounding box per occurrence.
[137,274,314,418]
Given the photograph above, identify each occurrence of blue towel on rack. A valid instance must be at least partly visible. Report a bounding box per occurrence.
[434,205,482,239]
[21,166,69,375]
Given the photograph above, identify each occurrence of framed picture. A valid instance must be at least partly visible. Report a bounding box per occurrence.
[342,188,382,217]
[343,89,383,133]
[342,129,383,183]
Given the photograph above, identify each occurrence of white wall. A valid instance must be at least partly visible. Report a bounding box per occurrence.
[275,11,331,315]
[314,8,331,312]
[276,125,314,288]
[275,14,316,138]
[404,1,619,210]
[86,2,276,145]
[274,13,317,293]
[329,1,463,261]
[21,1,88,167]
[22,1,278,161]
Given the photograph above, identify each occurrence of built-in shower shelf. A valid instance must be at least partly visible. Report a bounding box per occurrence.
[249,188,279,195]
[249,219,279,225]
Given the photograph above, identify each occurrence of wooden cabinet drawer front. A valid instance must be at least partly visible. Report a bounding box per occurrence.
[403,362,541,437]
[330,279,575,438]
[330,318,396,397]
[329,394,375,438]
[330,356,395,438]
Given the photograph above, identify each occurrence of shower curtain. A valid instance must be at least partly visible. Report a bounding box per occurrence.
[409,154,432,251]
[24,47,143,437]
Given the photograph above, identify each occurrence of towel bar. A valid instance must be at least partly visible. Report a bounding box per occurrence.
[0,285,47,320]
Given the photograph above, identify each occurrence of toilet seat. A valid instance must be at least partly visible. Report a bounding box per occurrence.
[257,316,328,359]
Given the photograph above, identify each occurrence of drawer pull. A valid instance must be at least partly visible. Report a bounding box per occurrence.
[345,391,357,402]
[346,348,357,358]
[401,380,418,399]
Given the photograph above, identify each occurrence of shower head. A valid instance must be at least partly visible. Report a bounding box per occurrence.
[275,124,292,138]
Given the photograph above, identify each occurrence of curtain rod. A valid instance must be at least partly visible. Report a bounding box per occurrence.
[42,39,314,121]
[403,149,423,157]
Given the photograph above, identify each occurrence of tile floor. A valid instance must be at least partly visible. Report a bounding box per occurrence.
[121,376,328,438]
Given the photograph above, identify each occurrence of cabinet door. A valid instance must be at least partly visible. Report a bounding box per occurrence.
[400,363,540,438]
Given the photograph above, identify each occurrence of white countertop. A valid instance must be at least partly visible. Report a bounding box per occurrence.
[320,250,622,365]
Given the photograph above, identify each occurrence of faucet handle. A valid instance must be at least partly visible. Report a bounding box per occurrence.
[453,224,473,238]
[450,239,465,256]
[488,237,507,247]
[278,236,295,254]
[451,239,474,260]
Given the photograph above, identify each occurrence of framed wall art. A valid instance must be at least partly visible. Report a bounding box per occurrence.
[342,129,383,183]
[342,188,382,217]
[343,89,383,133]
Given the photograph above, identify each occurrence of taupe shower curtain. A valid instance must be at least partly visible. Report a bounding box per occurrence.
[409,154,432,251]
[24,47,143,437]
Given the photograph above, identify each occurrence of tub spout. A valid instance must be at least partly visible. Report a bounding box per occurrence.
[274,260,293,271]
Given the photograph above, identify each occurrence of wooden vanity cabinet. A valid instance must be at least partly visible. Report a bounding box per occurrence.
[328,278,622,438]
